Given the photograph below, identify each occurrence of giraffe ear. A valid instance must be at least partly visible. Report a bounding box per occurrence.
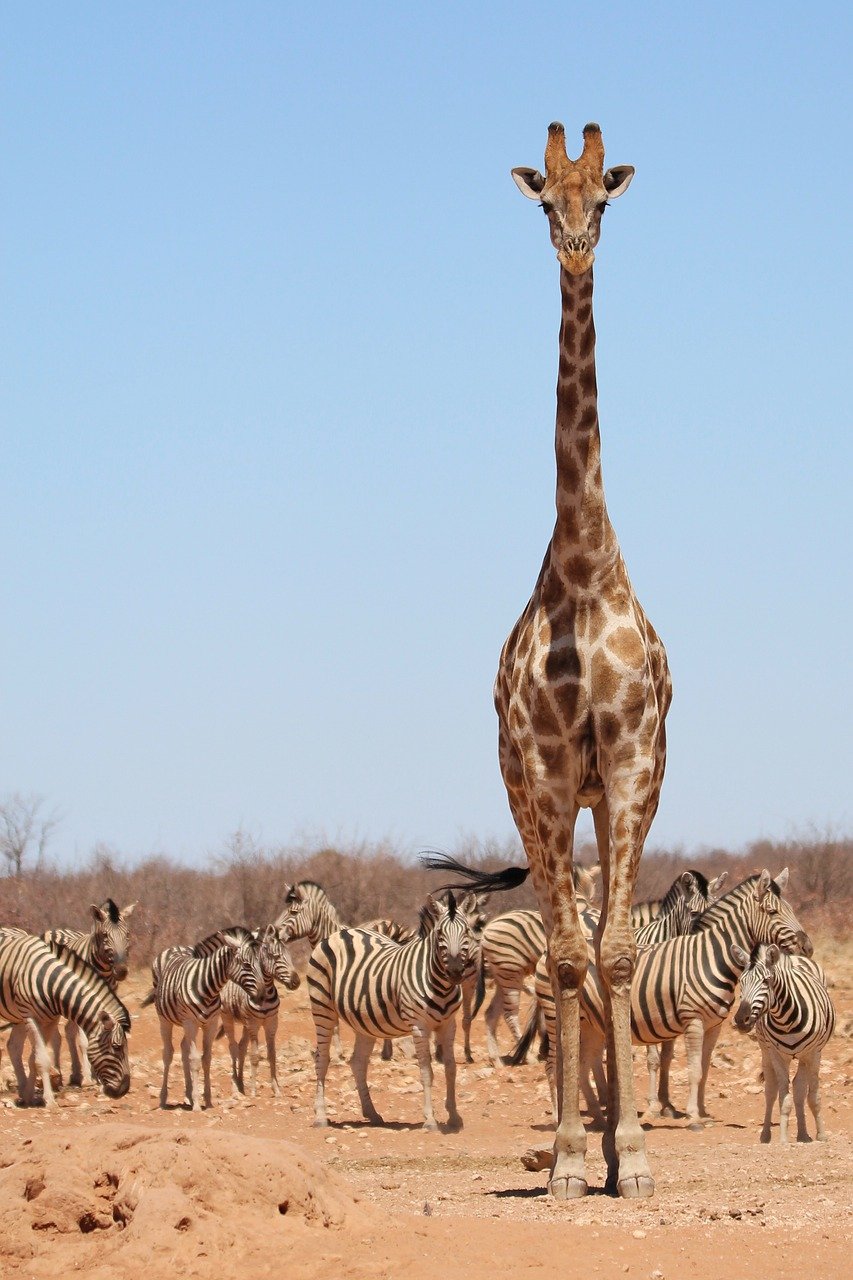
[603,165,635,198]
[511,167,546,199]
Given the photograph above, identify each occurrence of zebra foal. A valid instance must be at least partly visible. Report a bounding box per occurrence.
[732,943,835,1144]
[149,931,263,1110]
[219,926,300,1097]
[42,897,136,1087]
[307,892,481,1131]
[0,929,131,1105]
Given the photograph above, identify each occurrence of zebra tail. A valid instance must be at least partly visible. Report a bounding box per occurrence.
[419,852,530,894]
[471,957,488,1020]
[139,988,156,1009]
[507,999,540,1067]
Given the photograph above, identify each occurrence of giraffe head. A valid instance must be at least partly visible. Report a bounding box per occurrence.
[512,122,634,275]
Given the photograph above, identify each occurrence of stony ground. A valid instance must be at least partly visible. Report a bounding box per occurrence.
[1,933,851,1279]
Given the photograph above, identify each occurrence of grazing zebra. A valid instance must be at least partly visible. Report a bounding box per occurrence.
[219,926,300,1097]
[480,865,599,1066]
[307,892,481,1130]
[732,943,835,1144]
[0,928,131,1105]
[150,931,263,1111]
[41,897,136,1087]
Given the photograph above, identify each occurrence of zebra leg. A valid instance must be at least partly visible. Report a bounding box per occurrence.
[220,1009,242,1095]
[697,1022,722,1121]
[180,1020,200,1110]
[435,1016,462,1130]
[503,986,525,1061]
[45,1019,63,1086]
[350,1033,383,1125]
[579,1023,606,1129]
[26,1021,56,1110]
[246,1022,261,1099]
[158,1017,174,1108]
[645,1044,661,1116]
[381,1038,394,1061]
[775,1055,793,1144]
[65,1020,89,1087]
[313,1024,334,1127]
[461,975,475,1064]
[657,1039,678,1117]
[792,1055,812,1142]
[264,1012,281,1096]
[682,1017,706,1130]
[484,986,504,1067]
[411,1023,438,1131]
[7,1023,36,1105]
[200,1018,218,1109]
[805,1050,827,1141]
[760,1044,776,1142]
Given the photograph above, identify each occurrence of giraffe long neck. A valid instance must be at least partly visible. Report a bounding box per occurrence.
[553,267,619,572]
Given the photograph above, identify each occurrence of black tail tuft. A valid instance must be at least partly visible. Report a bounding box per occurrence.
[139,988,156,1009]
[419,851,530,894]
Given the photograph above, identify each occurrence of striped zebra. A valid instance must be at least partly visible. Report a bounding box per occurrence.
[307,891,481,1130]
[275,881,418,1060]
[148,930,263,1111]
[41,897,136,1087]
[0,928,131,1106]
[219,926,300,1097]
[732,943,835,1144]
[480,865,599,1066]
[633,870,727,946]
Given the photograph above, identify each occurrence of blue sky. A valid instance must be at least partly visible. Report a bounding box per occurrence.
[2,2,851,865]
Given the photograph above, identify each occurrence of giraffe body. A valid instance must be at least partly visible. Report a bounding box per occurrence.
[494,122,671,1199]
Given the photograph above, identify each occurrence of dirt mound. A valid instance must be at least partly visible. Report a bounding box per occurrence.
[0,1123,370,1278]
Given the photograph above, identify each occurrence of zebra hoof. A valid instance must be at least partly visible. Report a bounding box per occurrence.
[617,1175,655,1200]
[423,1119,439,1132]
[687,1121,703,1133]
[549,1176,588,1200]
[312,1117,329,1128]
[464,1052,474,1064]
[445,1113,463,1132]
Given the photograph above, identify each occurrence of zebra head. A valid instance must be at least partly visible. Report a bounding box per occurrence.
[223,931,265,999]
[752,869,813,957]
[90,899,136,982]
[731,943,778,1031]
[259,924,300,991]
[422,892,481,984]
[275,884,311,943]
[86,1009,131,1098]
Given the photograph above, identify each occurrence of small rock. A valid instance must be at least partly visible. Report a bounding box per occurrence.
[632,1229,647,1239]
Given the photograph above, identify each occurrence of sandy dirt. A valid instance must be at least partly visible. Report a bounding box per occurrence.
[1,937,851,1280]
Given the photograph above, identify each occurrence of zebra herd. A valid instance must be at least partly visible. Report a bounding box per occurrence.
[0,862,838,1161]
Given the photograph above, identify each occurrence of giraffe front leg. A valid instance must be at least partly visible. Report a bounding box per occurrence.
[548,924,590,1199]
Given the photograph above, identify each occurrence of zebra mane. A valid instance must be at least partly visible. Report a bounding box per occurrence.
[297,880,327,895]
[690,874,781,934]
[53,941,131,1030]
[100,898,122,924]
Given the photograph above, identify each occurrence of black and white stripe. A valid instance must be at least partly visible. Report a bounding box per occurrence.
[41,897,136,1087]
[219,926,300,1097]
[307,892,481,1130]
[732,943,835,1143]
[152,931,263,1110]
[0,928,131,1105]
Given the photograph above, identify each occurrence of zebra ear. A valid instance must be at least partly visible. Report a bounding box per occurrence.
[755,870,772,902]
[679,871,696,893]
[730,943,750,969]
[709,872,728,895]
[99,1011,116,1030]
[774,867,789,892]
[262,924,277,944]
[459,892,479,917]
[221,931,242,949]
[123,902,137,919]
[765,944,781,967]
[91,903,106,922]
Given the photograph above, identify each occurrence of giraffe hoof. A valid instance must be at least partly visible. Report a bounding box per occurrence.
[549,1176,588,1200]
[520,1147,552,1172]
[617,1175,655,1200]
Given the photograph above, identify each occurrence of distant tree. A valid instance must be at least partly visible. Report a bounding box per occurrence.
[0,793,59,877]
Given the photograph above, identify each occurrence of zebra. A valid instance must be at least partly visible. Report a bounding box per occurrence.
[513,870,712,1121]
[219,925,300,1098]
[732,943,835,1144]
[307,891,481,1130]
[275,881,418,1060]
[629,870,725,931]
[0,928,131,1105]
[148,930,263,1110]
[480,865,599,1066]
[41,897,136,1087]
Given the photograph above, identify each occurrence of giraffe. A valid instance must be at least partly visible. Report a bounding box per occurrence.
[493,122,672,1199]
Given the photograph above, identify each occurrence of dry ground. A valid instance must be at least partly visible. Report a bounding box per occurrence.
[1,934,851,1280]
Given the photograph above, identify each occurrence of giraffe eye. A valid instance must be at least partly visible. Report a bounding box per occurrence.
[540,200,554,215]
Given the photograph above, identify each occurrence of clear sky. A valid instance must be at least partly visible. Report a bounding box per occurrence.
[2,2,851,866]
